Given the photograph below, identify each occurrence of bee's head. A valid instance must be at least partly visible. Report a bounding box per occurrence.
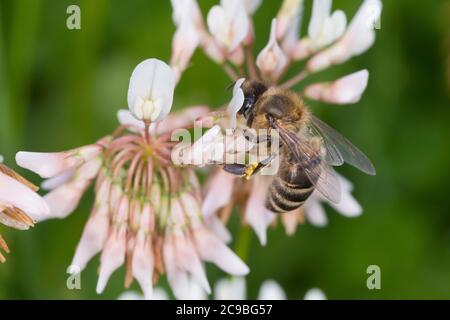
[238,80,268,122]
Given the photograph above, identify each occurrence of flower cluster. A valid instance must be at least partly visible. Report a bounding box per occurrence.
[0,158,49,262]
[16,59,248,299]
[169,0,382,245]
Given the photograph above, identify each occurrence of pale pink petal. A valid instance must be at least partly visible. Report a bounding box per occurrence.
[194,225,249,275]
[258,280,287,300]
[207,1,249,52]
[276,0,303,39]
[71,205,110,271]
[308,0,332,40]
[0,172,49,219]
[132,232,154,299]
[0,211,31,230]
[174,233,211,294]
[281,209,303,236]
[304,70,369,104]
[307,0,382,72]
[206,216,232,243]
[16,145,101,178]
[41,159,101,220]
[202,170,235,218]
[163,235,191,299]
[41,169,76,190]
[96,226,127,294]
[256,19,288,80]
[328,175,362,217]
[171,19,201,82]
[244,178,276,245]
[304,195,328,227]
[244,0,262,15]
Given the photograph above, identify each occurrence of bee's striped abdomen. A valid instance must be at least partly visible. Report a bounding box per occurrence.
[265,154,320,213]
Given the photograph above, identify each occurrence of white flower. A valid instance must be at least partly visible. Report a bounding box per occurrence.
[207,0,250,52]
[127,59,176,123]
[228,78,245,128]
[304,69,369,104]
[304,174,362,227]
[170,0,204,81]
[293,0,347,60]
[256,19,289,81]
[215,277,247,300]
[307,0,382,72]
[276,0,304,39]
[171,0,203,28]
[244,0,263,15]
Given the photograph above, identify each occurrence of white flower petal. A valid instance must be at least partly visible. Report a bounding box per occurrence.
[214,277,246,300]
[96,226,127,294]
[244,178,276,245]
[228,78,245,128]
[258,280,287,300]
[304,69,369,104]
[127,59,175,122]
[71,206,109,271]
[304,195,328,227]
[256,19,288,80]
[194,225,249,276]
[304,288,326,300]
[0,172,49,219]
[202,170,235,218]
[308,0,332,40]
[307,0,382,72]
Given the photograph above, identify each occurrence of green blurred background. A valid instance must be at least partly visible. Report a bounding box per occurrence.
[1,0,450,299]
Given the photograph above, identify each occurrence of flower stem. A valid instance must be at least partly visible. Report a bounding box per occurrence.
[234,225,252,262]
[280,70,309,89]
[245,45,259,80]
[223,63,239,81]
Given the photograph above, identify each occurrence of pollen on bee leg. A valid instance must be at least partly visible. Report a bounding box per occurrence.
[244,162,259,179]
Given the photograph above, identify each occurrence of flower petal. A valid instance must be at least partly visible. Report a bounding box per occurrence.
[214,277,246,300]
[71,205,109,271]
[304,195,328,227]
[256,19,288,80]
[258,280,287,300]
[202,170,235,218]
[96,226,127,294]
[0,172,49,219]
[307,0,382,72]
[16,145,101,178]
[304,69,369,104]
[304,288,326,300]
[127,58,176,122]
[244,178,276,245]
[194,225,249,276]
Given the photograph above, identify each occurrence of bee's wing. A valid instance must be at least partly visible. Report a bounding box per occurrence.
[310,114,376,175]
[274,121,341,204]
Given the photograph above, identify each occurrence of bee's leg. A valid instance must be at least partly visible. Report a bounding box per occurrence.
[223,164,247,176]
[223,154,276,180]
[223,162,260,179]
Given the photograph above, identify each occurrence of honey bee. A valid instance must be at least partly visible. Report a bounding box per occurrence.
[224,80,376,213]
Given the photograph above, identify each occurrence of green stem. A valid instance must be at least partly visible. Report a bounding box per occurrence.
[234,225,252,262]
